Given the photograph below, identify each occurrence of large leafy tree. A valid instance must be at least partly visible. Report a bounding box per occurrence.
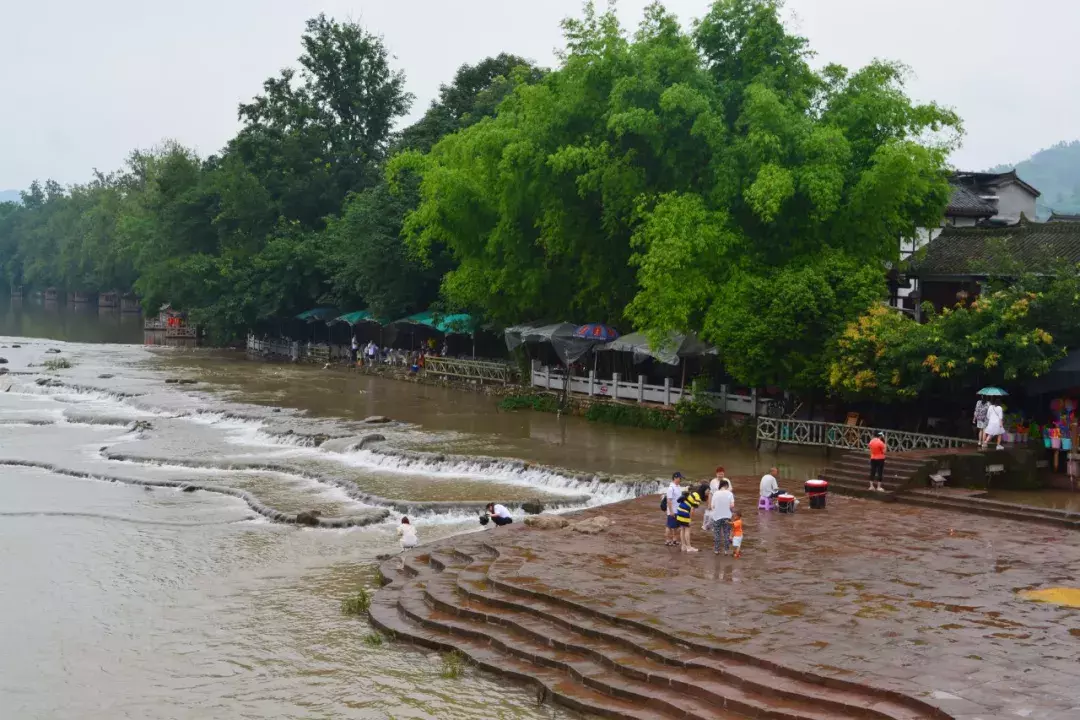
[396,0,960,391]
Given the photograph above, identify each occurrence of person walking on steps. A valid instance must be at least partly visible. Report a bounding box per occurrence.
[983,399,1005,450]
[868,432,887,492]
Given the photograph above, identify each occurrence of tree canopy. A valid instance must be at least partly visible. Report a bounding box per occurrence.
[0,1,978,403]
[395,0,961,391]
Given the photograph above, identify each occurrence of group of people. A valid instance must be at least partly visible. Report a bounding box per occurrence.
[663,468,745,556]
[972,396,1006,450]
[349,337,432,369]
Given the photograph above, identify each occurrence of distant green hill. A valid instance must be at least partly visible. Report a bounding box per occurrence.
[0,190,20,204]
[990,140,1080,218]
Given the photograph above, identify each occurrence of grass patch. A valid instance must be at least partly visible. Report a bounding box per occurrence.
[440,650,466,679]
[341,587,371,616]
[498,393,561,413]
[43,357,73,371]
[363,632,383,647]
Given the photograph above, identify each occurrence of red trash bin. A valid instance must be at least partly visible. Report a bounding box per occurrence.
[805,479,828,510]
[777,493,797,513]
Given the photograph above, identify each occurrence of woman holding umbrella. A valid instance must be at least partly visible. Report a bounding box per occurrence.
[981,388,1007,450]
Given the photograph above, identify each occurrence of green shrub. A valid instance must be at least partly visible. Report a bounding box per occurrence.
[341,587,371,616]
[440,650,466,679]
[363,632,384,647]
[498,393,561,413]
[584,401,677,430]
[43,357,73,371]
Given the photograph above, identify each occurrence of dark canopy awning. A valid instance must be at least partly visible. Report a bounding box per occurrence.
[503,322,594,364]
[598,331,716,366]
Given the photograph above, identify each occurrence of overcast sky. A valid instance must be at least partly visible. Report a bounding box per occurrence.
[1,0,1077,190]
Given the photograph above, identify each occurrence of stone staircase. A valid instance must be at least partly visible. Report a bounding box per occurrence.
[372,540,949,720]
[819,450,937,500]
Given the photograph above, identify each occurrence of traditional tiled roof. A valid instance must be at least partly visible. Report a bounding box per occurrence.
[913,216,1080,278]
[946,185,997,218]
[1048,212,1080,223]
[951,170,1041,198]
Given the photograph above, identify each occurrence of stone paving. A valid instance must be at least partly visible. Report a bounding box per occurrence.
[482,489,1080,719]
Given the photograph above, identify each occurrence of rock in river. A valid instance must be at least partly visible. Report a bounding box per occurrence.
[295,510,322,526]
[521,500,545,515]
[572,516,613,535]
[45,348,61,354]
[0,358,7,364]
[524,515,569,530]
[363,415,391,424]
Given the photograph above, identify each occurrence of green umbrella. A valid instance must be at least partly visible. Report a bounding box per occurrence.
[978,387,1008,396]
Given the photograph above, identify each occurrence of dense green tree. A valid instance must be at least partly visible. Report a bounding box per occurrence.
[395,0,960,390]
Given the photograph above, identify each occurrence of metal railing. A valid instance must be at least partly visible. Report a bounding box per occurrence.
[425,356,517,384]
[757,417,979,453]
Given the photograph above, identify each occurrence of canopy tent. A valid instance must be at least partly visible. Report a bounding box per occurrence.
[503,322,594,365]
[1027,350,1080,396]
[390,311,477,335]
[295,307,339,323]
[328,310,386,326]
[598,331,717,366]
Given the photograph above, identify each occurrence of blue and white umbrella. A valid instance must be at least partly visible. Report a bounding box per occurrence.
[978,387,1008,396]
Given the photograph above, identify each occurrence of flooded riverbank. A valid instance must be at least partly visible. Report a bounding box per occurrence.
[0,302,824,719]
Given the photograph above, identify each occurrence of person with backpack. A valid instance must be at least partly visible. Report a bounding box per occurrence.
[676,489,702,553]
[663,472,683,546]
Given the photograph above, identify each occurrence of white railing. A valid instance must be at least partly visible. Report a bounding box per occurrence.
[756,417,979,452]
[247,335,300,361]
[530,367,769,414]
[426,357,517,384]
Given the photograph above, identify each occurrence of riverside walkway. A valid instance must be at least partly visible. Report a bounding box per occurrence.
[374,493,1080,719]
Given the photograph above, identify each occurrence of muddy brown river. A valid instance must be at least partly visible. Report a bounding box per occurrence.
[0,300,822,719]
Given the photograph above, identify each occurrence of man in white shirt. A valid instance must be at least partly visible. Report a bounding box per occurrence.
[710,480,735,555]
[759,467,784,499]
[485,503,514,526]
[664,472,682,546]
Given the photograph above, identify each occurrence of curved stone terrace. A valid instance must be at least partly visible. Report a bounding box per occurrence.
[373,490,1080,719]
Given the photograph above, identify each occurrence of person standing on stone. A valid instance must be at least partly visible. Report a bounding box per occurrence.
[710,479,735,555]
[675,489,702,553]
[731,512,744,559]
[397,516,418,550]
[664,472,683,546]
[984,399,1005,451]
[868,432,887,492]
[973,396,989,446]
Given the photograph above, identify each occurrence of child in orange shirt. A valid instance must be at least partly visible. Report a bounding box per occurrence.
[731,512,744,558]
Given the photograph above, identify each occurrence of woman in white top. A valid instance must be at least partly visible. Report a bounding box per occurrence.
[983,399,1005,450]
[710,480,735,555]
[397,517,418,550]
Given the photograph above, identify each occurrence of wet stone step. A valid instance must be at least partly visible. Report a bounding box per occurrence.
[396,580,749,720]
[424,571,882,720]
[449,559,918,720]
[369,587,667,720]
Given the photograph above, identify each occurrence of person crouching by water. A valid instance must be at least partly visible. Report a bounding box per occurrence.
[485,503,514,527]
[398,516,418,551]
[676,490,702,553]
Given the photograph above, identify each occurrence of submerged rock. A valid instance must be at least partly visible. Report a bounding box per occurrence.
[363,415,391,424]
[572,516,613,535]
[524,515,569,530]
[0,358,7,364]
[164,378,179,384]
[295,510,322,526]
[0,368,7,375]
[45,348,61,354]
[177,379,197,384]
[521,500,545,515]
[11,344,20,348]
[131,420,153,433]
[180,484,198,493]
[98,374,114,379]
